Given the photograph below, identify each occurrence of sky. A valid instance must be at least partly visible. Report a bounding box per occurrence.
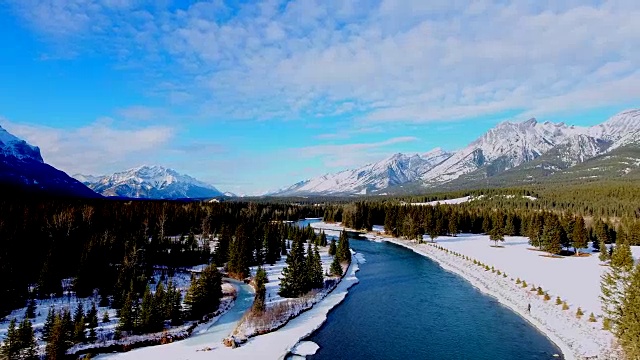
[0,0,639,195]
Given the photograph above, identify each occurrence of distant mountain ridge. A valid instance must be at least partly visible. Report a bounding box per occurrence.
[75,166,223,199]
[272,109,640,196]
[0,125,99,197]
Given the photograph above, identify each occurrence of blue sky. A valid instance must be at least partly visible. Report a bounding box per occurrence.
[1,0,638,194]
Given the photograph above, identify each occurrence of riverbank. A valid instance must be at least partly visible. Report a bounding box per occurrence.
[383,236,621,360]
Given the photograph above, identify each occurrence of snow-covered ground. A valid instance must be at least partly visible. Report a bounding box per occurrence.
[97,254,362,360]
[231,242,340,340]
[408,194,538,206]
[383,235,631,360]
[0,264,232,357]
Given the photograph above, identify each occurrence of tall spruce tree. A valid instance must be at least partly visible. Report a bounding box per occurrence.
[330,255,343,277]
[17,318,37,359]
[541,216,562,255]
[46,315,70,360]
[73,302,85,343]
[336,231,351,263]
[328,240,337,256]
[185,264,222,320]
[252,267,268,313]
[616,262,640,359]
[572,216,588,255]
[600,240,635,328]
[279,239,306,298]
[86,302,98,342]
[1,318,19,359]
[42,306,56,342]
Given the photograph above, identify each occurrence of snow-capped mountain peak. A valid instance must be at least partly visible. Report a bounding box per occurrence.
[0,125,43,162]
[75,166,223,199]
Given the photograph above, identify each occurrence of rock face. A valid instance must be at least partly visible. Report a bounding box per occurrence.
[75,165,223,199]
[0,125,98,197]
[273,109,640,195]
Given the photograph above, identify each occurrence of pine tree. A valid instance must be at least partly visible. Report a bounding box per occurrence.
[336,231,351,263]
[185,264,222,320]
[42,306,56,342]
[328,240,337,256]
[319,231,328,247]
[572,216,588,255]
[73,302,85,343]
[118,290,136,333]
[153,282,166,329]
[541,216,562,255]
[24,298,36,319]
[489,225,505,247]
[46,315,70,360]
[279,239,307,298]
[599,239,610,262]
[17,318,37,359]
[252,267,268,313]
[86,302,98,342]
[61,308,73,343]
[330,255,343,277]
[139,285,155,333]
[166,280,183,326]
[227,227,250,279]
[600,240,635,329]
[312,244,324,289]
[1,318,19,359]
[616,262,640,359]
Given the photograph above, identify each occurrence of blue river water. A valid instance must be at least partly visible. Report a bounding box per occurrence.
[299,220,562,360]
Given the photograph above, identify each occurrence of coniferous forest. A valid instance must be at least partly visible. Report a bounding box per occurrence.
[1,182,640,358]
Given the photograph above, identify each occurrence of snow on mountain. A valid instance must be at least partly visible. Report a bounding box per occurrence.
[421,118,592,184]
[75,166,223,199]
[0,125,98,197]
[589,109,640,149]
[274,109,640,196]
[273,149,452,195]
[0,125,43,162]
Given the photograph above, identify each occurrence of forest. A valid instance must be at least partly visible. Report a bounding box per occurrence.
[1,182,640,359]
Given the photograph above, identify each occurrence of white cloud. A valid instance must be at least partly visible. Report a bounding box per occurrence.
[2,119,174,175]
[6,0,640,123]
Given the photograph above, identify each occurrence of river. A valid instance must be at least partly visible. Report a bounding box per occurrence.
[301,226,562,360]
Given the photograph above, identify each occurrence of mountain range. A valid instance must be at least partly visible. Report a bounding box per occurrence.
[74,166,224,199]
[272,109,640,196]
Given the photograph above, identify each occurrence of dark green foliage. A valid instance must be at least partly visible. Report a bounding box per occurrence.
[336,231,351,263]
[328,240,337,256]
[42,306,56,342]
[185,264,222,320]
[330,256,343,277]
[279,238,306,298]
[24,298,36,319]
[616,262,640,359]
[73,302,85,343]
[252,267,268,313]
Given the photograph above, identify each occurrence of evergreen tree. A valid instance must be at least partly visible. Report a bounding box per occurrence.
[571,216,588,255]
[166,281,183,326]
[599,239,610,262]
[73,302,85,343]
[616,262,640,359]
[139,285,155,333]
[504,214,516,236]
[102,310,110,324]
[448,212,459,236]
[153,282,166,329]
[541,216,562,255]
[61,308,74,343]
[118,291,136,333]
[312,244,324,289]
[86,302,98,342]
[46,315,70,360]
[227,227,250,279]
[185,264,222,320]
[489,220,505,246]
[279,239,307,298]
[336,231,351,263]
[252,267,268,313]
[17,318,37,359]
[214,225,231,265]
[319,231,328,247]
[328,240,337,256]
[1,318,19,360]
[24,298,36,319]
[42,306,56,342]
[330,255,343,277]
[600,240,635,329]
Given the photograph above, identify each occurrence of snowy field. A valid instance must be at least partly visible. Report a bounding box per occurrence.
[0,264,234,356]
[408,194,538,206]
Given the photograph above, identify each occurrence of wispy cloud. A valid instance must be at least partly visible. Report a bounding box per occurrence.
[295,136,419,168]
[6,0,640,124]
[2,118,174,175]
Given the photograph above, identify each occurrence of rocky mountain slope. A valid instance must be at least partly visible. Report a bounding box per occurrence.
[75,166,223,199]
[0,125,99,197]
[273,109,640,196]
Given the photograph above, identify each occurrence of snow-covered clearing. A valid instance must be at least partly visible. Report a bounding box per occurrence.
[0,265,234,357]
[384,234,629,360]
[98,254,361,360]
[408,194,538,206]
